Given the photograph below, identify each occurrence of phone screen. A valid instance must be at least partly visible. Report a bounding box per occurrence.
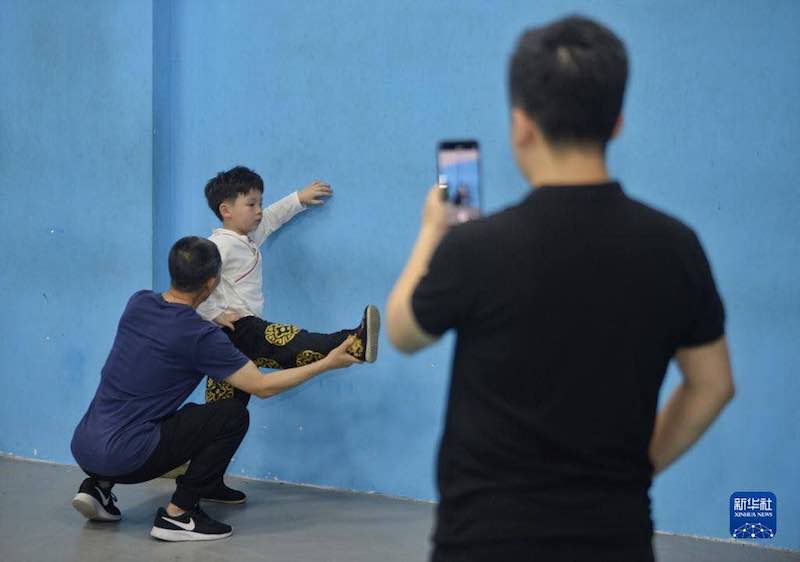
[437,140,480,224]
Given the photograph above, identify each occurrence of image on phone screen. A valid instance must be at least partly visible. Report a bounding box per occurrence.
[437,140,480,224]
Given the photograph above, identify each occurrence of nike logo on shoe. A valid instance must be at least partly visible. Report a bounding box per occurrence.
[161,516,196,531]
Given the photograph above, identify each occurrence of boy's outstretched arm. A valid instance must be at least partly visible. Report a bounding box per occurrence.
[249,180,332,245]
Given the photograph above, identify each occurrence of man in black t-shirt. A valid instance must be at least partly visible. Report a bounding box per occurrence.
[387,16,734,562]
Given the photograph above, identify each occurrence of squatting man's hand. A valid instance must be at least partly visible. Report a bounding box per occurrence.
[324,336,364,370]
[213,311,241,331]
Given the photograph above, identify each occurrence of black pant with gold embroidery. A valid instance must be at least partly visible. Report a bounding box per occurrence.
[205,315,352,406]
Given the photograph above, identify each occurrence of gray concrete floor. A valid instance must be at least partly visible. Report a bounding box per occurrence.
[0,456,797,562]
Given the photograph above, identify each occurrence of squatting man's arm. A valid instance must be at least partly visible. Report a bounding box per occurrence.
[226,336,362,398]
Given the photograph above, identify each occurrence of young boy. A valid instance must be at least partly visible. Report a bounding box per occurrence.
[198,165,379,409]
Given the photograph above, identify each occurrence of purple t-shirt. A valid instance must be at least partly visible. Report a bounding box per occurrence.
[71,290,249,476]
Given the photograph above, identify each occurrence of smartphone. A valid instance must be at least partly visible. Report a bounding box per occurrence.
[437,139,481,224]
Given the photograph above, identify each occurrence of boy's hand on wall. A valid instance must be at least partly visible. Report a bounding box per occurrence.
[298,180,333,206]
[213,311,240,331]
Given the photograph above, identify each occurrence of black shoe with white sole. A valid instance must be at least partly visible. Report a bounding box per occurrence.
[348,305,380,363]
[150,506,232,542]
[71,478,121,522]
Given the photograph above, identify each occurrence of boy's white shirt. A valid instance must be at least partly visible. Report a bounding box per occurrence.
[197,191,305,322]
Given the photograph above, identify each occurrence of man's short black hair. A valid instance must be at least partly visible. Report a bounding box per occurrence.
[204,165,264,221]
[168,236,222,292]
[509,15,628,148]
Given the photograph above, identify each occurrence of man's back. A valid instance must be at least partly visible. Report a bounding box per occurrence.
[412,182,724,547]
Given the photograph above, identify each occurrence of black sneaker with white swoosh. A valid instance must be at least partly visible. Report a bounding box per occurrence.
[150,506,232,541]
[71,478,121,522]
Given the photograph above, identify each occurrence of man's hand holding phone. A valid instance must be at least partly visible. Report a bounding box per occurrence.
[423,183,450,237]
[437,177,449,201]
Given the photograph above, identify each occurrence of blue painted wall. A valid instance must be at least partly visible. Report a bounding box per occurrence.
[0,0,153,468]
[152,0,800,548]
[610,2,800,548]
[2,0,798,549]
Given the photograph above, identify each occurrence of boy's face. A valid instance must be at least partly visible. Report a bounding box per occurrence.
[221,189,263,235]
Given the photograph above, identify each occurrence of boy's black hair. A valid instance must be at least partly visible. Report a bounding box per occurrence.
[204,165,264,221]
[168,236,222,292]
[509,15,628,148]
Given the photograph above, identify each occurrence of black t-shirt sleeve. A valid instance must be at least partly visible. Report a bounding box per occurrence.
[411,228,472,336]
[679,231,726,347]
[193,326,251,382]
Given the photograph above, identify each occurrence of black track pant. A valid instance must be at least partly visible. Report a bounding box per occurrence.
[83,399,249,510]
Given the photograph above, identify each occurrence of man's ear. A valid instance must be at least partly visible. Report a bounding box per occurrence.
[195,276,218,306]
[610,114,624,140]
[511,107,539,150]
